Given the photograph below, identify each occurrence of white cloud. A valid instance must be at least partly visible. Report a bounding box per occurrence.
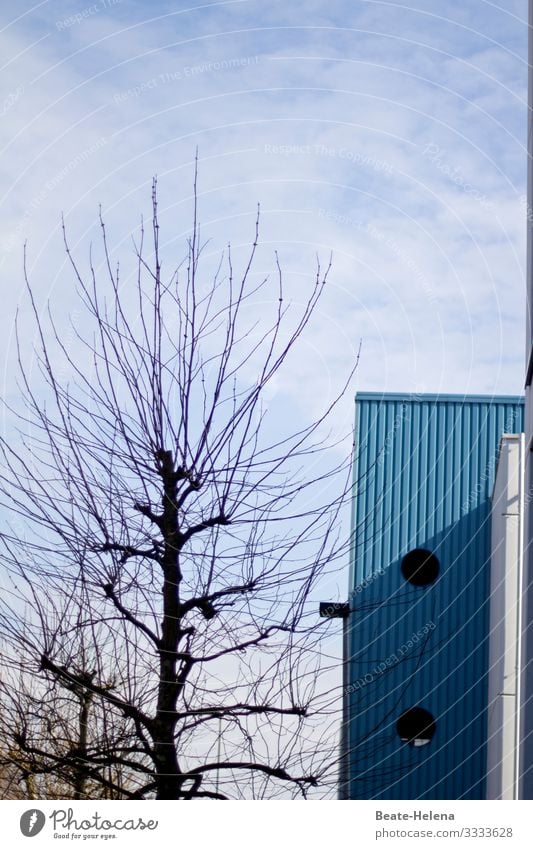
[0,0,527,472]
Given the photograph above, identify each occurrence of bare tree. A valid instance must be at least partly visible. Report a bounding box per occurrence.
[0,170,355,800]
[0,607,136,800]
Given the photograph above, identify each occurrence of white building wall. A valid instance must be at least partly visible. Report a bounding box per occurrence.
[487,434,524,799]
[522,0,533,800]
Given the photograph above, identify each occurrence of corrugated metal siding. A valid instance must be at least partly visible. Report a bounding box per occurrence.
[347,393,524,800]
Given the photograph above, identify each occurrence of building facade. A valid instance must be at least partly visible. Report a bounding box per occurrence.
[344,392,524,799]
[487,433,525,799]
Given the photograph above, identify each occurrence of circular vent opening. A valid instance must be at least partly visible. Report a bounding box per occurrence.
[401,548,439,586]
[397,707,436,747]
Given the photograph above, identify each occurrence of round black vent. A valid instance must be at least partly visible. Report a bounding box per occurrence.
[401,548,439,586]
[397,707,436,747]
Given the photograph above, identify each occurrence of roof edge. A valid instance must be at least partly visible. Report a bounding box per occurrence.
[355,391,524,404]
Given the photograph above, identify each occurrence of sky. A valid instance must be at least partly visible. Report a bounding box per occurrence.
[0,0,529,434]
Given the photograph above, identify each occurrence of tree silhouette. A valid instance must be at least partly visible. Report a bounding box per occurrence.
[0,168,355,800]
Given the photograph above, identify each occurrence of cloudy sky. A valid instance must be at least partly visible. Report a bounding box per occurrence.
[0,0,528,435]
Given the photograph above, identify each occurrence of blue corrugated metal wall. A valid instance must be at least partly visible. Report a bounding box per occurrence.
[347,393,524,800]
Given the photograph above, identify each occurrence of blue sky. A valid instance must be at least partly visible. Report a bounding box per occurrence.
[0,0,529,432]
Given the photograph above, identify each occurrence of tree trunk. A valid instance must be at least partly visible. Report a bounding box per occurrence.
[154,450,182,799]
[154,736,182,799]
[73,688,93,800]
